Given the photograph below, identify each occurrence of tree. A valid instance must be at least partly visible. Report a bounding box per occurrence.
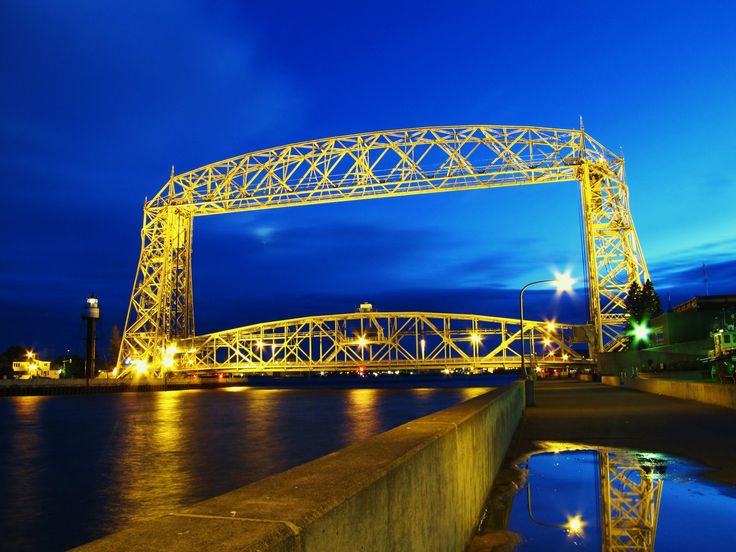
[641,279,663,319]
[624,279,662,349]
[0,346,29,379]
[624,281,643,322]
[52,354,86,378]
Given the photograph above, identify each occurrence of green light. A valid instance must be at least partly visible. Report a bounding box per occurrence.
[629,320,651,344]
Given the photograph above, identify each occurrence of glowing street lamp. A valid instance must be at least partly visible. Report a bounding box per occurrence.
[520,271,576,405]
[470,332,482,361]
[565,515,585,536]
[553,270,576,294]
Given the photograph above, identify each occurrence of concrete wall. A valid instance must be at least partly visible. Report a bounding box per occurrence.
[614,378,736,411]
[76,382,525,552]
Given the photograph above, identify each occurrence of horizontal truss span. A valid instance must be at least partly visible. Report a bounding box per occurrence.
[153,126,619,215]
[151,311,590,375]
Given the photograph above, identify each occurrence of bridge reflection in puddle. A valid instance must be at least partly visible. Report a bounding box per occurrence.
[480,442,736,551]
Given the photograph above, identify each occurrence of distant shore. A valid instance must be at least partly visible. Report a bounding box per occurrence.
[0,372,520,396]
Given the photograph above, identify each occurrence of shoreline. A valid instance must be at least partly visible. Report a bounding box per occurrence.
[0,373,521,396]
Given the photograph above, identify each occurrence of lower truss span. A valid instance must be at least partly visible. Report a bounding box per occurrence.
[118,311,590,377]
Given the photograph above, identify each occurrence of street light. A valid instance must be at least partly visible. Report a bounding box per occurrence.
[520,271,576,406]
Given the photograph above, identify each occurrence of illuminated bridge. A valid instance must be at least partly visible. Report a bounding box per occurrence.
[116,124,648,377]
[175,311,586,374]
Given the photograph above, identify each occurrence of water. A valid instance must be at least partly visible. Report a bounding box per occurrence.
[0,385,490,550]
[491,442,736,550]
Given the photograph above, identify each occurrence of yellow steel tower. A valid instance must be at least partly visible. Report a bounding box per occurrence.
[599,451,664,551]
[117,125,648,374]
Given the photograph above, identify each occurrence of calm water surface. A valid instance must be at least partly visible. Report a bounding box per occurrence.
[0,386,490,550]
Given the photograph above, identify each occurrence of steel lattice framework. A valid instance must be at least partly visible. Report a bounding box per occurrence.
[599,451,664,551]
[177,311,583,373]
[118,125,648,374]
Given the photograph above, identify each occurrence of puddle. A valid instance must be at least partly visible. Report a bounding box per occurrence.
[474,442,736,551]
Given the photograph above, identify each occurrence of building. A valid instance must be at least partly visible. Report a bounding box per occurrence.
[12,360,59,379]
[651,295,736,350]
[600,295,736,377]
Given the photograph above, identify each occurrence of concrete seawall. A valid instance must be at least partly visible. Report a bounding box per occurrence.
[603,377,736,411]
[0,377,245,396]
[76,382,525,551]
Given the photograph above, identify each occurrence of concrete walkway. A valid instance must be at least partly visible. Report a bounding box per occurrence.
[507,380,736,484]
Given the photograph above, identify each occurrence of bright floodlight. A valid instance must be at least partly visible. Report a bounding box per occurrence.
[553,270,576,293]
[470,333,482,344]
[546,321,556,332]
[631,321,652,344]
[133,359,148,375]
[357,336,367,348]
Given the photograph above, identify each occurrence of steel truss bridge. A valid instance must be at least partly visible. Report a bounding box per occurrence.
[177,311,585,374]
[117,124,648,377]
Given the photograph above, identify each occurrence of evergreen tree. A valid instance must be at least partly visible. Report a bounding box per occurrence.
[641,279,663,320]
[624,281,643,322]
[624,279,662,349]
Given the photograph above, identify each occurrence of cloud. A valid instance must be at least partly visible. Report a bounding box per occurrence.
[648,238,736,291]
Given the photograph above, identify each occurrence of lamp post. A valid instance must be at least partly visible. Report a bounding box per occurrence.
[520,271,575,406]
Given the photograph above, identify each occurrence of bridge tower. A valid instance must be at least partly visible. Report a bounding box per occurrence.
[599,451,664,551]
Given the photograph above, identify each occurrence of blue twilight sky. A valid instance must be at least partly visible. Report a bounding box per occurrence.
[1,0,735,357]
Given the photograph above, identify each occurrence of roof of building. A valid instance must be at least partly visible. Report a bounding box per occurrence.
[671,295,736,313]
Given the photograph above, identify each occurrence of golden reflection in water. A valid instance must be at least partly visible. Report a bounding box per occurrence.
[8,396,45,528]
[458,387,494,401]
[13,394,44,417]
[238,389,284,477]
[111,391,189,523]
[410,388,434,402]
[239,389,279,437]
[343,388,381,442]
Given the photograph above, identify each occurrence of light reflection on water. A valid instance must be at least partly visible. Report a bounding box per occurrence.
[499,443,736,551]
[0,385,490,550]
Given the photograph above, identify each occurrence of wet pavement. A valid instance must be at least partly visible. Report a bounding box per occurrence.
[510,380,736,484]
[470,380,736,551]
